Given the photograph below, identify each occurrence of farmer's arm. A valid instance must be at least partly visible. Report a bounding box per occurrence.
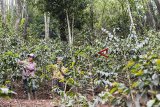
[17,60,26,65]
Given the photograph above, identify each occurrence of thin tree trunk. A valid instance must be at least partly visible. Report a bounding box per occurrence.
[1,0,6,28]
[71,14,74,45]
[146,1,156,29]
[90,0,94,37]
[6,0,9,12]
[126,0,138,45]
[66,10,72,45]
[23,0,28,39]
[154,0,160,14]
[58,13,67,41]
[21,1,25,18]
[10,0,14,25]
[44,12,50,39]
[126,0,136,34]
[15,0,22,31]
[154,0,160,29]
[100,0,106,27]
[141,0,147,27]
[149,1,159,29]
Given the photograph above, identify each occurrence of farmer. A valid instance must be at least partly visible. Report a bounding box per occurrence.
[18,53,37,99]
[52,56,68,96]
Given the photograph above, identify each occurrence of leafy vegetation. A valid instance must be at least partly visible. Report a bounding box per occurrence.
[0,0,160,106]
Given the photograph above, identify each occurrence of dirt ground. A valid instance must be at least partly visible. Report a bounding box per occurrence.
[0,80,61,107]
[0,80,109,107]
[0,99,55,107]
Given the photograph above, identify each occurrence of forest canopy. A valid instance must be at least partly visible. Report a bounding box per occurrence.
[0,0,160,106]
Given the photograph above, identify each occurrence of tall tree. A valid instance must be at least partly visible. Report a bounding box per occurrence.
[90,0,94,32]
[154,0,160,29]
[37,0,88,42]
[0,0,6,28]
[22,0,29,39]
[66,10,72,45]
[10,0,14,24]
[146,1,156,29]
[126,0,136,34]
[149,1,159,29]
[15,0,22,31]
[44,12,50,39]
[154,0,160,14]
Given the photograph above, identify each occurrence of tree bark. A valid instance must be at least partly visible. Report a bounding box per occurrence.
[15,0,22,31]
[90,0,94,38]
[100,0,106,27]
[126,0,135,34]
[154,0,160,14]
[58,13,67,41]
[44,12,50,39]
[149,1,159,29]
[146,1,156,29]
[66,10,72,45]
[1,0,6,28]
[71,14,74,45]
[6,0,9,11]
[10,0,14,24]
[23,0,28,39]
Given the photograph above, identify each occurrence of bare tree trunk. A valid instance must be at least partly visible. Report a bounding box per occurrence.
[146,1,156,29]
[126,0,136,34]
[44,12,50,39]
[90,0,94,40]
[66,10,72,45]
[6,0,9,12]
[1,0,6,28]
[100,0,106,27]
[15,0,22,31]
[23,0,28,39]
[149,1,159,29]
[154,0,160,29]
[154,0,160,14]
[71,14,74,45]
[10,0,14,24]
[58,13,67,41]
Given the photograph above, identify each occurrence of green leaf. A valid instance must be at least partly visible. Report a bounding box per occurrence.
[124,60,135,70]
[156,59,160,66]
[134,63,141,69]
[70,62,75,68]
[147,99,156,107]
[110,87,118,94]
[20,18,26,27]
[156,94,160,101]
[67,78,75,85]
[132,81,140,88]
[135,70,143,76]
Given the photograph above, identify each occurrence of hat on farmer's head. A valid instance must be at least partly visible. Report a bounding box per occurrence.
[27,53,35,58]
[56,56,63,61]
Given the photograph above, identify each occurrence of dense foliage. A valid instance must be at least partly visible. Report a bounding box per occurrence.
[0,0,160,106]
